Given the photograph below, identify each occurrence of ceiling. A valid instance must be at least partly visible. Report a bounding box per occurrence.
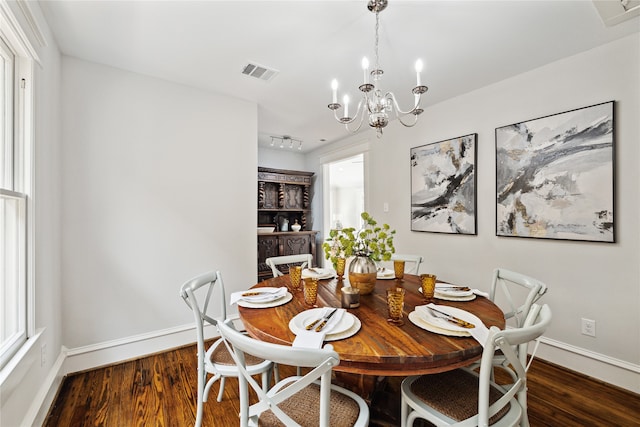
[38,0,639,153]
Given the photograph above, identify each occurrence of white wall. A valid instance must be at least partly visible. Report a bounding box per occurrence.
[307,34,640,392]
[60,58,258,348]
[258,145,306,171]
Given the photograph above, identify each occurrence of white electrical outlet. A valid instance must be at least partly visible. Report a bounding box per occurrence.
[581,318,596,337]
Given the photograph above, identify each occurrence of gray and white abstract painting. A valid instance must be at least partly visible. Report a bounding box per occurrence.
[411,134,476,234]
[496,101,614,242]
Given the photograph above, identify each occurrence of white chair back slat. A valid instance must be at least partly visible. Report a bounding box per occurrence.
[390,253,424,275]
[265,254,313,277]
[217,319,369,427]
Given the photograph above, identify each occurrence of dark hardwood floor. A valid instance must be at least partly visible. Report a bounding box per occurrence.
[44,340,640,427]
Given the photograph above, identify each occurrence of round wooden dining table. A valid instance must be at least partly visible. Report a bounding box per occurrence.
[238,274,505,377]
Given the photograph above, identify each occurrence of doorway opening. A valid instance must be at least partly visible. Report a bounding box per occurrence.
[326,154,365,232]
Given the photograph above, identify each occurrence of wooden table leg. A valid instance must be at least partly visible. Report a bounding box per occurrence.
[332,372,380,401]
[332,372,408,426]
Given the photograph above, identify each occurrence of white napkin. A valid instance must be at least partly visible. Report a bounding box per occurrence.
[472,289,490,298]
[229,287,287,305]
[301,268,335,279]
[292,308,345,349]
[468,321,490,347]
[417,303,490,347]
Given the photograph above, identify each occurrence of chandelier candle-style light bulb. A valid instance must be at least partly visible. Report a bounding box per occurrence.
[327,0,428,138]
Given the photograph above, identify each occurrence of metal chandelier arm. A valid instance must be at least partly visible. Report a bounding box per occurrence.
[396,111,421,128]
[385,91,424,128]
[331,96,367,134]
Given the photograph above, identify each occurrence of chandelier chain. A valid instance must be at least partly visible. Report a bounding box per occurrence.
[374,11,380,73]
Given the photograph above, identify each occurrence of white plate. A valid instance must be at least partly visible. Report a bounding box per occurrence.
[239,287,288,303]
[301,268,335,280]
[434,291,476,302]
[327,316,361,341]
[289,308,355,337]
[435,286,474,297]
[414,304,483,334]
[377,268,396,280]
[237,292,292,308]
[408,311,470,337]
[419,286,476,302]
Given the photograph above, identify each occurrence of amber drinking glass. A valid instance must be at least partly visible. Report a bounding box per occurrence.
[303,277,319,307]
[393,260,405,280]
[289,266,302,291]
[335,257,346,279]
[420,274,437,303]
[386,288,405,325]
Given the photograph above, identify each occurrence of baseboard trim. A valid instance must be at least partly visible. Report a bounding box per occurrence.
[27,349,66,426]
[58,324,639,394]
[62,323,218,375]
[537,336,640,393]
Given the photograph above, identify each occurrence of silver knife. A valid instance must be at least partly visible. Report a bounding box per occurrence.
[427,307,475,329]
[436,285,471,291]
[315,308,338,332]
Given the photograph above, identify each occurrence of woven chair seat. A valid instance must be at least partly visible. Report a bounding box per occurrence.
[410,370,510,425]
[258,383,361,427]
[210,340,266,366]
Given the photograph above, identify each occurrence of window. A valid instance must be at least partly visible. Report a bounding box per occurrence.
[1,36,13,185]
[0,14,32,370]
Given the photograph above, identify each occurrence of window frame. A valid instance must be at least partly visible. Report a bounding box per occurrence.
[0,0,37,371]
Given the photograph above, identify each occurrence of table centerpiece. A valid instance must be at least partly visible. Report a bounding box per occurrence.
[323,212,396,294]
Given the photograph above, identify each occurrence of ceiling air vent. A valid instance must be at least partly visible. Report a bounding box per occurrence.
[593,0,640,26]
[242,62,279,82]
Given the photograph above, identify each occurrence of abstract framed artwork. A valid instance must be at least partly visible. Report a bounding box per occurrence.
[495,101,614,242]
[410,133,477,234]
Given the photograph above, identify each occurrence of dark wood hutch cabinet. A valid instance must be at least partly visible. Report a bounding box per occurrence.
[257,167,318,282]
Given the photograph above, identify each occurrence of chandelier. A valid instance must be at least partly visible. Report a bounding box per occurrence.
[328,0,428,137]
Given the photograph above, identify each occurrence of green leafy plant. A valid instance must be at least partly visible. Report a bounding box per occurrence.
[322,212,396,266]
[322,226,356,268]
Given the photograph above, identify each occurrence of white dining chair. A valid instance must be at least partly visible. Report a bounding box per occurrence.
[401,304,552,427]
[180,271,274,427]
[217,318,370,427]
[265,253,313,277]
[488,268,548,383]
[391,253,424,275]
[490,268,548,329]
